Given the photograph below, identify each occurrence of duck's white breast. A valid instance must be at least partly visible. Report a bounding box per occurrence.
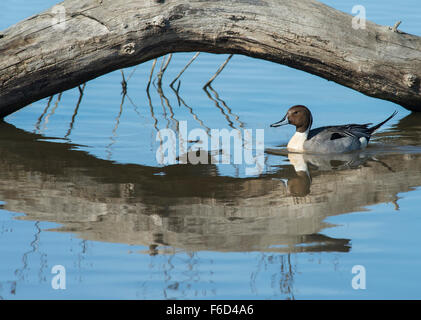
[287,131,308,152]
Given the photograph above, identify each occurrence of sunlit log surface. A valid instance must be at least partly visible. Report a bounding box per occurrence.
[1,114,421,254]
[1,0,421,118]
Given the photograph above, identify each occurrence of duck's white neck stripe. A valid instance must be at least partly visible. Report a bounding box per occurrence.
[287,129,309,152]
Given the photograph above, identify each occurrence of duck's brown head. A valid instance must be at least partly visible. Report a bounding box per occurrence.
[270,105,313,133]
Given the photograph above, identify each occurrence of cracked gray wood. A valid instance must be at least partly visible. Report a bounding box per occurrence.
[0,0,421,118]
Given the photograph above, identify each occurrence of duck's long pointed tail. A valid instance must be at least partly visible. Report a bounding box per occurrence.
[368,111,398,134]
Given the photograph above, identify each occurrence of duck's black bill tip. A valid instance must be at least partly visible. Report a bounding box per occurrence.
[270,123,285,128]
[270,117,288,128]
[270,119,289,128]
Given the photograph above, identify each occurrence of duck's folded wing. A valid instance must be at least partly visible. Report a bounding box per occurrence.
[309,124,373,141]
[329,124,374,140]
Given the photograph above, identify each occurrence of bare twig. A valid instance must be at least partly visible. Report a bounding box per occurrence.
[107,64,138,158]
[155,84,180,161]
[41,92,62,132]
[146,90,159,134]
[157,82,177,130]
[34,95,54,133]
[65,83,86,139]
[174,80,182,106]
[170,52,200,87]
[120,68,138,112]
[156,53,173,88]
[120,69,127,95]
[154,56,166,88]
[390,21,402,33]
[106,93,125,160]
[126,65,138,82]
[146,59,157,93]
[203,54,233,88]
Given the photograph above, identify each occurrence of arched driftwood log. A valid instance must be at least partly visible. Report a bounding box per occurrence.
[0,0,420,118]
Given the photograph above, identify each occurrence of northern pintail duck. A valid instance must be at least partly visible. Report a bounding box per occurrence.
[271,105,397,153]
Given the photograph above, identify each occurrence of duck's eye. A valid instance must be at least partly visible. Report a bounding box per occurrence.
[294,111,299,114]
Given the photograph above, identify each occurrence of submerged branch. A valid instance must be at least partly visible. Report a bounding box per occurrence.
[120,69,127,96]
[146,59,157,94]
[106,93,126,160]
[65,83,86,139]
[156,54,173,88]
[157,83,178,131]
[146,90,160,134]
[34,95,54,133]
[170,52,200,87]
[41,92,62,132]
[203,54,233,89]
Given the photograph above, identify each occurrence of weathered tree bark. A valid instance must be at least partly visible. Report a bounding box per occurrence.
[0,0,421,118]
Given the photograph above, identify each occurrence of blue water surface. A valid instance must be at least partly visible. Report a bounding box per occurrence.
[0,1,420,300]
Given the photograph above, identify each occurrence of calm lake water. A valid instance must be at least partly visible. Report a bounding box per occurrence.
[1,1,421,299]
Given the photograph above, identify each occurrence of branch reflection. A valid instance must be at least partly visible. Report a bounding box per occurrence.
[1,114,421,257]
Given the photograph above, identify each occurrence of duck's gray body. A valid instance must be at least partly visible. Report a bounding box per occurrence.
[271,105,397,154]
[303,124,372,153]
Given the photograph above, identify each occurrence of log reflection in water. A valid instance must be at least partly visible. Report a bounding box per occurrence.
[0,113,421,255]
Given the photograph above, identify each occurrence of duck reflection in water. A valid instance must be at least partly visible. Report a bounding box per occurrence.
[286,153,312,197]
[284,151,377,197]
[3,112,421,255]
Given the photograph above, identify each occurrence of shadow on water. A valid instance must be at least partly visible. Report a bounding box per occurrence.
[1,113,421,257]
